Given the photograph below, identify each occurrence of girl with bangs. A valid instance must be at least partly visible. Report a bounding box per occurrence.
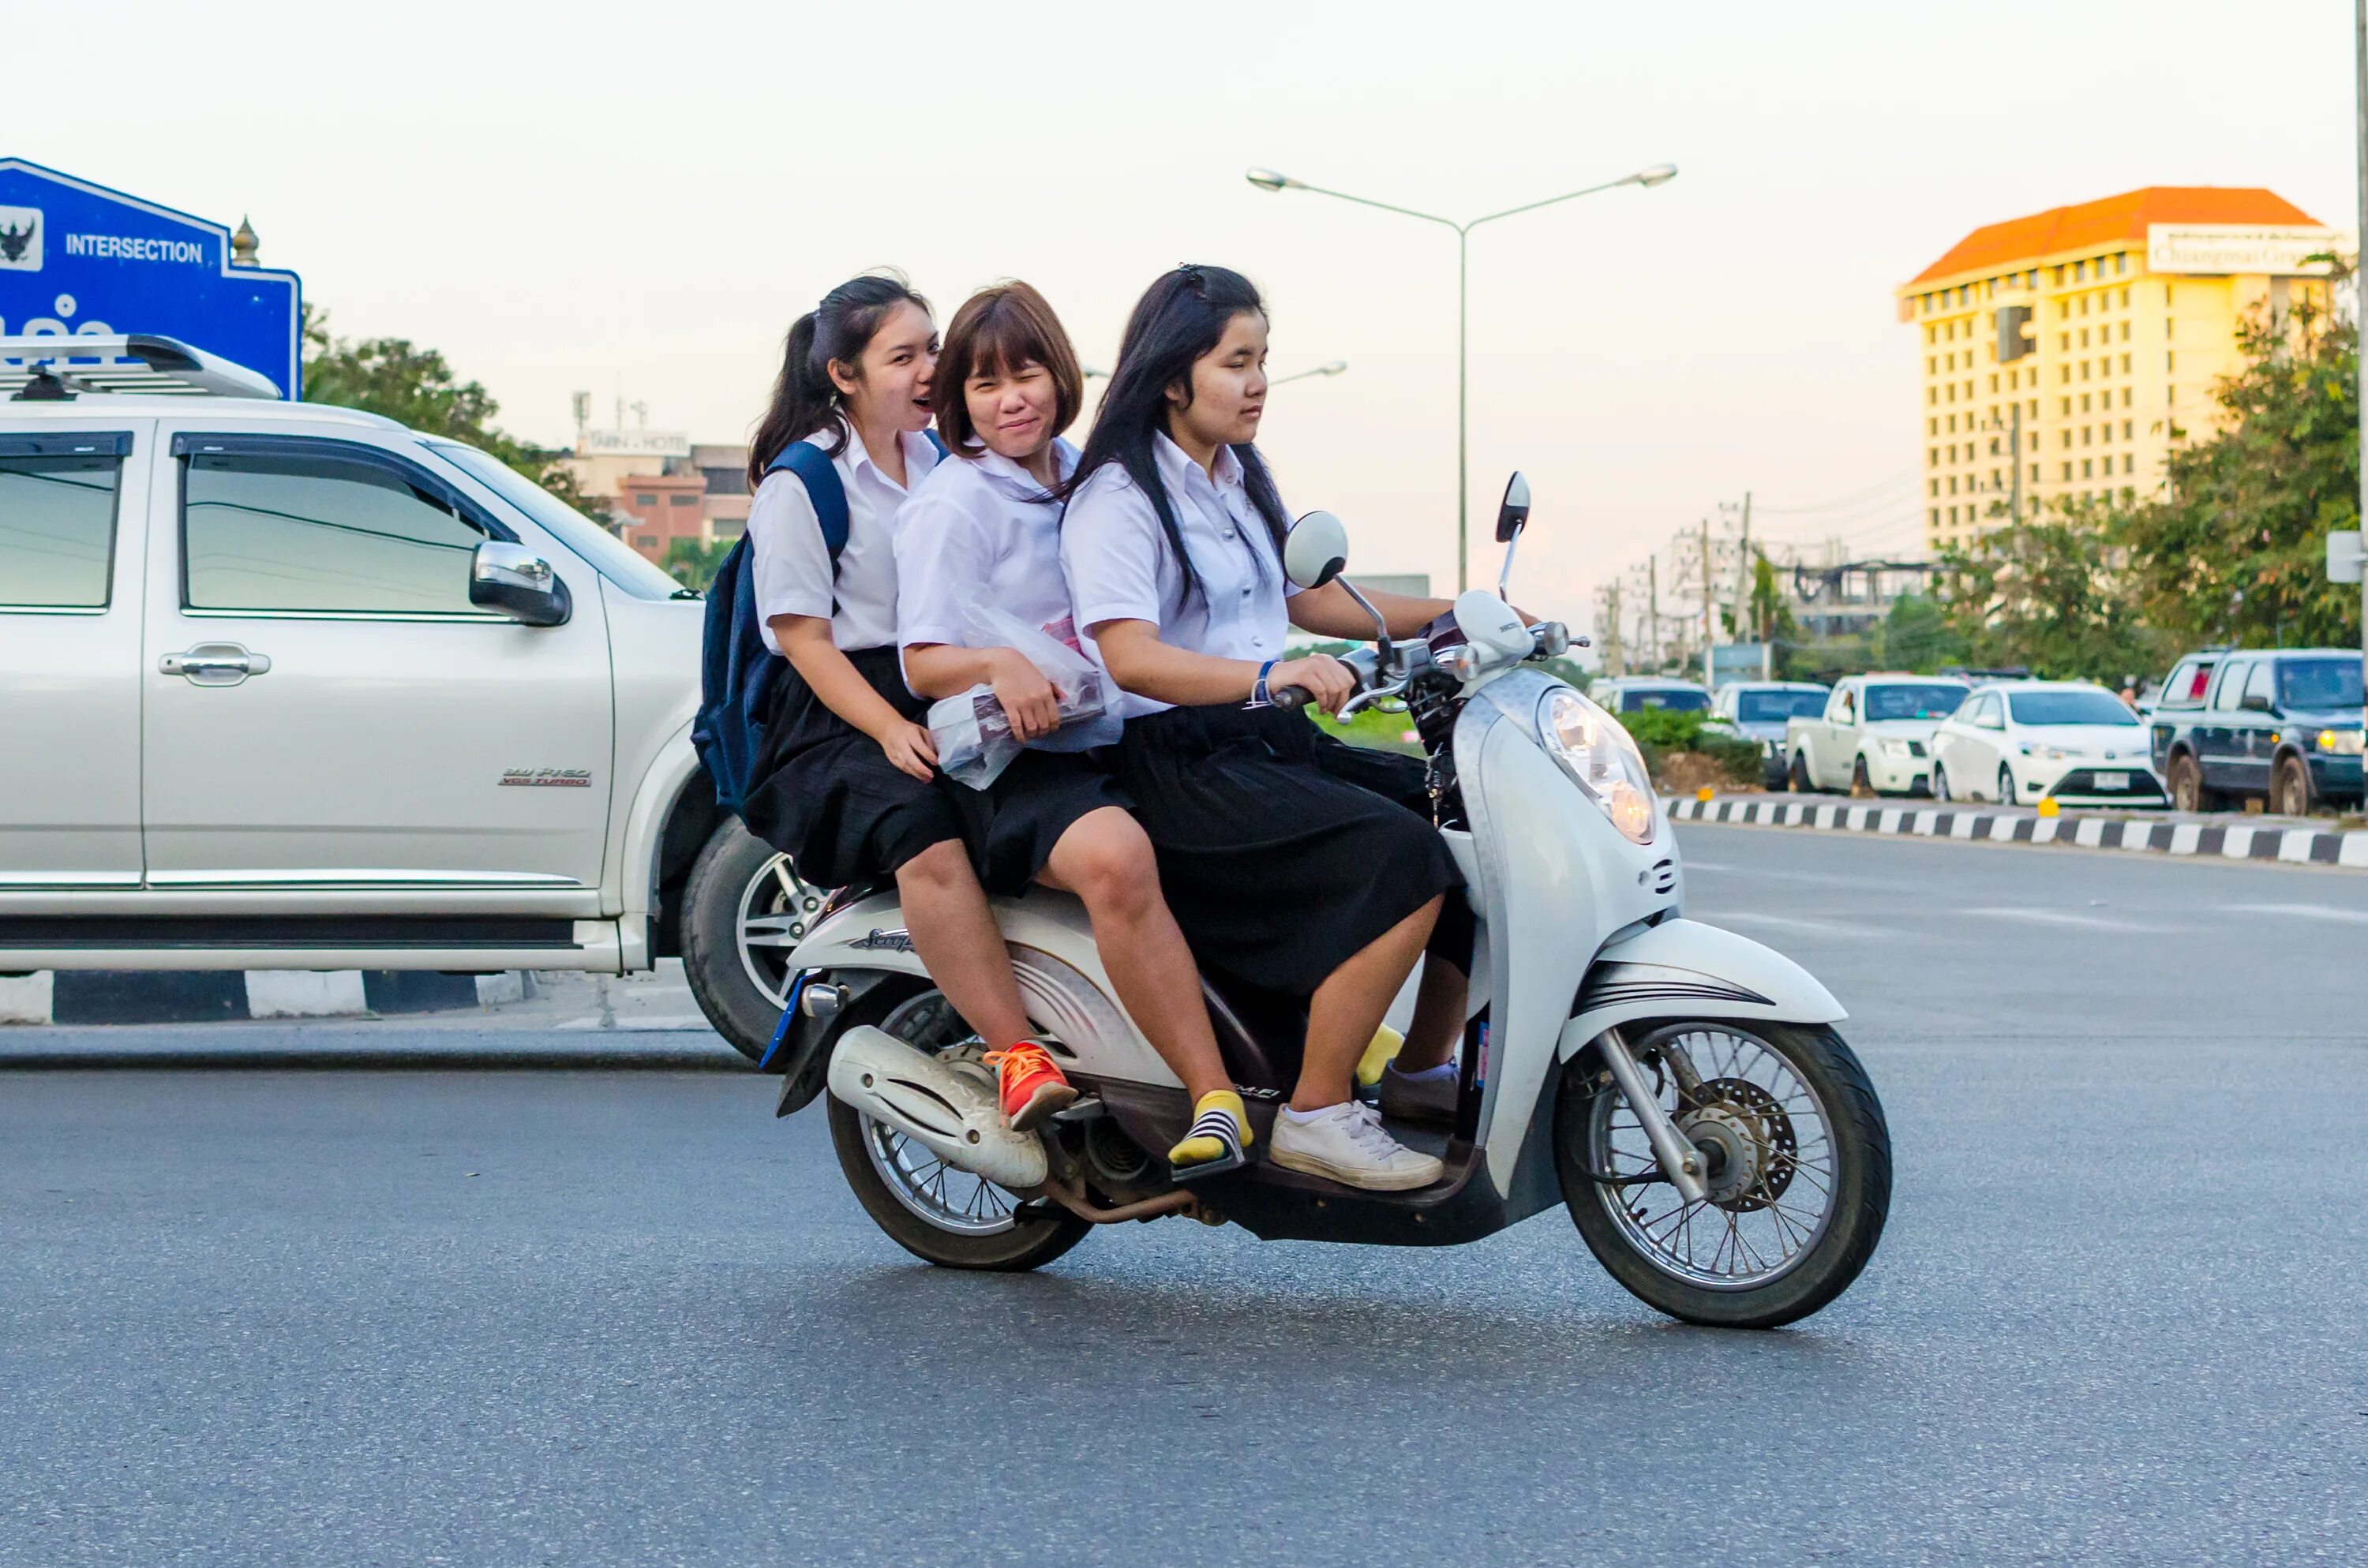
[894,281,1239,1173]
[1058,264,1476,1194]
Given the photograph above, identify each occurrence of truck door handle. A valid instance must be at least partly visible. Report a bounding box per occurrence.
[160,642,272,686]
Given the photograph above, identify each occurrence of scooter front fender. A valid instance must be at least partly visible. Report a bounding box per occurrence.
[1561,917,1846,1053]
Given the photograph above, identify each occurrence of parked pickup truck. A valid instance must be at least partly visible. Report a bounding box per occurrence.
[0,336,800,1061]
[1783,675,1972,796]
[2148,646,2364,814]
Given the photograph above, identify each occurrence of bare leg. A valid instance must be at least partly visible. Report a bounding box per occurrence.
[894,839,1032,1050]
[1393,959,1469,1074]
[1291,896,1441,1112]
[1040,809,1231,1103]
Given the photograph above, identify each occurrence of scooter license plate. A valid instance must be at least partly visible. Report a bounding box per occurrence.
[2093,771,2130,790]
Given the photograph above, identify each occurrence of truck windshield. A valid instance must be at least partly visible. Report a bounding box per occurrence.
[1619,688,1708,713]
[1864,684,1967,721]
[425,441,688,601]
[2279,657,2363,711]
[1737,690,1827,723]
[2006,690,2140,726]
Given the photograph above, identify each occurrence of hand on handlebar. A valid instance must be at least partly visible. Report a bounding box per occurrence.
[1266,653,1357,717]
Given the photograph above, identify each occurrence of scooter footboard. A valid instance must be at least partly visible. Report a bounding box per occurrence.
[1562,918,1845,1053]
[826,1026,1049,1189]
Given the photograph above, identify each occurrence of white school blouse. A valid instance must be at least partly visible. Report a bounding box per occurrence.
[1058,432,1300,720]
[744,421,942,654]
[896,439,1119,750]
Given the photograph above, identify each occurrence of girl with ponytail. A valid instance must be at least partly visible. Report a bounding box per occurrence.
[736,273,1079,1132]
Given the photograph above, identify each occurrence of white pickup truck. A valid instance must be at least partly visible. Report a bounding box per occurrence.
[0,336,802,1057]
[1782,674,1972,796]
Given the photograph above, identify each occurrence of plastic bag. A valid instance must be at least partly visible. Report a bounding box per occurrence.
[927,608,1118,790]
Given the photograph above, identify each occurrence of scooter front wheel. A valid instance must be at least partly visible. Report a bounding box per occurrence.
[825,979,1091,1272]
[1556,1021,1890,1328]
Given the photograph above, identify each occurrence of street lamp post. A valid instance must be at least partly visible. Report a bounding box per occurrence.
[1247,162,1677,590]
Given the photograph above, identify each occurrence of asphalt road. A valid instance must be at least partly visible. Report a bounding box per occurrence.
[4,827,2365,1566]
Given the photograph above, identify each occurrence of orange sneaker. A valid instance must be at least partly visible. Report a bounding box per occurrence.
[983,1041,1076,1132]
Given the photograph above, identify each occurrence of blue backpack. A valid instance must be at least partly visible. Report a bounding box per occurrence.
[693,432,945,817]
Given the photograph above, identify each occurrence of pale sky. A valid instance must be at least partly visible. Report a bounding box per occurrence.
[15,0,2359,627]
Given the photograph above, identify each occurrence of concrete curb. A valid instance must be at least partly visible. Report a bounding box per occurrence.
[0,969,538,1027]
[1664,795,2368,870]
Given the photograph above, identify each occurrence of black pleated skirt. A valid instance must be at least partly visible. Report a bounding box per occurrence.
[738,646,1126,896]
[1111,702,1466,998]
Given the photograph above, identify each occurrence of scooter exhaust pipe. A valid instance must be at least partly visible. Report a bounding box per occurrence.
[826,1026,1048,1189]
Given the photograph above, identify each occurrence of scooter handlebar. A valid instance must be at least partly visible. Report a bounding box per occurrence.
[1270,685,1313,713]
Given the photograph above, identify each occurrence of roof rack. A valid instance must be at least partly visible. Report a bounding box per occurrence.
[0,334,281,401]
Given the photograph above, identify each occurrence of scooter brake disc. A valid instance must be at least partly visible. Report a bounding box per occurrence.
[1680,1078,1796,1211]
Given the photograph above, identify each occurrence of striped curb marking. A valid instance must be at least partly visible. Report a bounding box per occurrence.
[0,970,536,1028]
[1663,795,2368,870]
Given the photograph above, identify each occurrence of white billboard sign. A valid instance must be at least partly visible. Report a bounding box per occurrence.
[2146,224,2340,276]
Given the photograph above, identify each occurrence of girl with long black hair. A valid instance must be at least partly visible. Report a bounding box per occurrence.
[1059,264,1474,1192]
[737,272,1076,1131]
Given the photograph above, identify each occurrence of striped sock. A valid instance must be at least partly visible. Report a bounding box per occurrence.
[1168,1091,1250,1171]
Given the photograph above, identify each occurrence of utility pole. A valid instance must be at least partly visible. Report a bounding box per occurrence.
[1647,556,1662,672]
[1699,515,1715,685]
[1595,579,1626,676]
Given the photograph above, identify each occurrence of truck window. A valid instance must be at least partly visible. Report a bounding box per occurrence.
[2210,661,2251,711]
[2277,657,2362,710]
[182,449,489,614]
[1,434,127,610]
[2242,661,2277,709]
[2158,658,2212,709]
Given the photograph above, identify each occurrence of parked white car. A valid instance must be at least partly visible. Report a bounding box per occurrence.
[0,337,804,1059]
[1589,677,1713,715]
[1710,680,1830,789]
[1929,680,2164,806]
[1783,674,1971,796]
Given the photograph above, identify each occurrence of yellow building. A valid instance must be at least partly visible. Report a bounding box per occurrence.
[1897,187,2338,555]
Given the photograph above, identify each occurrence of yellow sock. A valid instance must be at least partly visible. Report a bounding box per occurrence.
[1356,1024,1406,1087]
[1169,1090,1250,1168]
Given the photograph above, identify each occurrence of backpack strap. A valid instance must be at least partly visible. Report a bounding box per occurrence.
[767,440,852,564]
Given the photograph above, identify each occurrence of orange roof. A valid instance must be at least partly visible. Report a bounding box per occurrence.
[1905,186,2324,288]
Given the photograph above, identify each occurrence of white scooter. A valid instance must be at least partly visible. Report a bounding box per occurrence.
[766,475,1890,1328]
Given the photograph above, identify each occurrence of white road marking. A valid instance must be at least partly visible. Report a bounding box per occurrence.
[1958,907,2172,933]
[1710,910,1889,938]
[2222,903,2368,924]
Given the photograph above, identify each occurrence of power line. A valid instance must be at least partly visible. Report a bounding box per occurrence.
[1748,470,1920,515]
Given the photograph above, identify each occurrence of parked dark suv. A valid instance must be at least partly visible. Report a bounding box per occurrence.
[2149,648,2364,814]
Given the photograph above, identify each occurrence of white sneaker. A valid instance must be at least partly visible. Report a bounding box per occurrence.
[1268,1101,1444,1192]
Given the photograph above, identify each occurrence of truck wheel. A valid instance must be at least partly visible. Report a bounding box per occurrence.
[2270,754,2315,818]
[2167,754,2222,814]
[681,818,829,1064]
[1849,756,1875,799]
[1787,753,1813,793]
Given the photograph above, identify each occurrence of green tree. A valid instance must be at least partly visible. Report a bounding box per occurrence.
[302,307,598,513]
[1873,592,1962,672]
[2107,281,2361,649]
[664,537,736,592]
[1934,517,2160,679]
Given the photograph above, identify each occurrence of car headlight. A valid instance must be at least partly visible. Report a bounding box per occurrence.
[2316,728,2365,755]
[1879,738,1912,759]
[1538,687,1656,845]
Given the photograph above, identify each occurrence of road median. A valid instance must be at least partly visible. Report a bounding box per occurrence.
[1664,794,2368,870]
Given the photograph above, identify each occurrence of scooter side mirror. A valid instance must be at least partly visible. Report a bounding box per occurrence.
[1283,510,1350,590]
[1495,472,1531,544]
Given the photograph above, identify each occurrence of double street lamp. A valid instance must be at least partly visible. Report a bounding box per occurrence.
[1246,162,1678,591]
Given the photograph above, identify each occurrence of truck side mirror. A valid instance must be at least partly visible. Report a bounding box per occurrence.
[470,541,572,627]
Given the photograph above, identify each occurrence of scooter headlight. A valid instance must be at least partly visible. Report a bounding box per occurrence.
[1538,687,1657,845]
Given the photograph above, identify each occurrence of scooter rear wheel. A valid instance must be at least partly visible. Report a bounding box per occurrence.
[1556,1020,1890,1328]
[825,978,1091,1271]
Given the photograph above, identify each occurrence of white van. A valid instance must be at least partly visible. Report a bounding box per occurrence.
[0,336,809,1057]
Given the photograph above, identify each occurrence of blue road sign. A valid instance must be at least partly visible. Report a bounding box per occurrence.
[0,158,302,399]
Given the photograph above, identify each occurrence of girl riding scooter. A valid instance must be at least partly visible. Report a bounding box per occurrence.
[893,281,1243,1173]
[1059,264,1477,1192]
